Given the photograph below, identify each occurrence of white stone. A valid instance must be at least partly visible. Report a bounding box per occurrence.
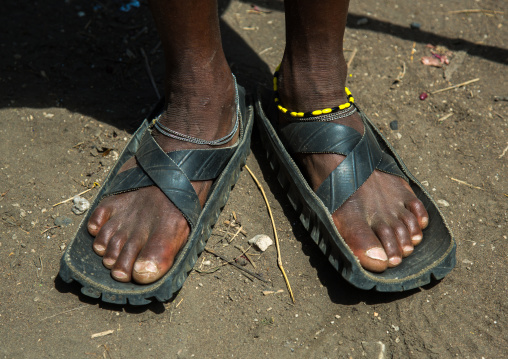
[437,199,450,207]
[248,234,273,252]
[72,196,90,215]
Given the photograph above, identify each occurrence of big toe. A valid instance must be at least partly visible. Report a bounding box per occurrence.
[344,228,389,272]
[132,260,164,284]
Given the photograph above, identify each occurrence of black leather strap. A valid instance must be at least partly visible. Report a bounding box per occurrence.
[279,114,407,214]
[104,131,238,229]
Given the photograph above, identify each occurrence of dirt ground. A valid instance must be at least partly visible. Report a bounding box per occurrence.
[1,0,506,358]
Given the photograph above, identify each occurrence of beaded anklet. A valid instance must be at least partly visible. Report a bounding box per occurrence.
[273,65,355,118]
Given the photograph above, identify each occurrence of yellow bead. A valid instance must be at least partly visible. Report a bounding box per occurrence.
[339,103,350,110]
[275,64,281,72]
[274,98,279,102]
[297,112,304,117]
[278,104,283,111]
[290,112,298,117]
[350,97,355,103]
[322,108,332,114]
[312,110,323,116]
[282,107,288,113]
[345,87,352,96]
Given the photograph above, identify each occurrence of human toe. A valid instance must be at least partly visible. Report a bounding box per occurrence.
[373,223,403,268]
[399,209,423,246]
[343,227,389,272]
[92,221,118,256]
[406,198,429,230]
[88,205,111,236]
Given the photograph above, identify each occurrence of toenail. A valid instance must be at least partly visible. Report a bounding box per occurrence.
[103,258,115,266]
[366,248,388,261]
[412,234,423,243]
[403,245,414,256]
[112,270,127,279]
[89,224,98,231]
[94,244,105,252]
[134,261,158,274]
[422,217,429,227]
[389,256,402,265]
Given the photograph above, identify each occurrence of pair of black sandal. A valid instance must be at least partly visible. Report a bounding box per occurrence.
[59,84,456,305]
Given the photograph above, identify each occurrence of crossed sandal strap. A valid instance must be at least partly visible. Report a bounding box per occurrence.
[279,116,407,214]
[103,131,238,228]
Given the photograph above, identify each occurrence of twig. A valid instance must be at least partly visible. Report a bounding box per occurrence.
[101,344,113,359]
[175,298,184,308]
[198,244,254,274]
[234,245,256,269]
[493,111,505,120]
[53,182,100,207]
[347,47,358,69]
[41,226,58,234]
[91,330,114,339]
[228,225,244,243]
[449,176,483,190]
[499,144,508,159]
[429,78,480,95]
[39,255,43,279]
[40,305,90,321]
[204,248,269,283]
[448,9,504,15]
[258,47,272,55]
[140,47,161,99]
[223,220,247,235]
[244,165,295,303]
[437,113,454,123]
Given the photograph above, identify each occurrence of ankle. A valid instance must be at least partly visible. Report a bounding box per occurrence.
[155,67,237,146]
[277,51,348,113]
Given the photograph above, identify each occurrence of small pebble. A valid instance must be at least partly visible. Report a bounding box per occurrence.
[248,234,273,252]
[410,22,421,30]
[235,257,248,266]
[357,18,368,25]
[389,120,398,130]
[72,196,90,215]
[77,11,86,17]
[437,199,450,207]
[202,260,211,266]
[54,216,73,227]
[419,92,428,101]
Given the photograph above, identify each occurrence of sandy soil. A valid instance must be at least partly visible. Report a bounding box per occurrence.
[0,0,506,358]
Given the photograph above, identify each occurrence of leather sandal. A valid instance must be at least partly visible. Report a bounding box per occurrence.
[59,85,253,305]
[255,87,456,292]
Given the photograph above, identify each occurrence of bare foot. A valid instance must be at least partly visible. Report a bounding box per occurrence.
[277,57,429,273]
[88,66,237,284]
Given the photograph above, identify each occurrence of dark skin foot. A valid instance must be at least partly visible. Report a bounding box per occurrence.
[87,0,237,284]
[280,0,429,272]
